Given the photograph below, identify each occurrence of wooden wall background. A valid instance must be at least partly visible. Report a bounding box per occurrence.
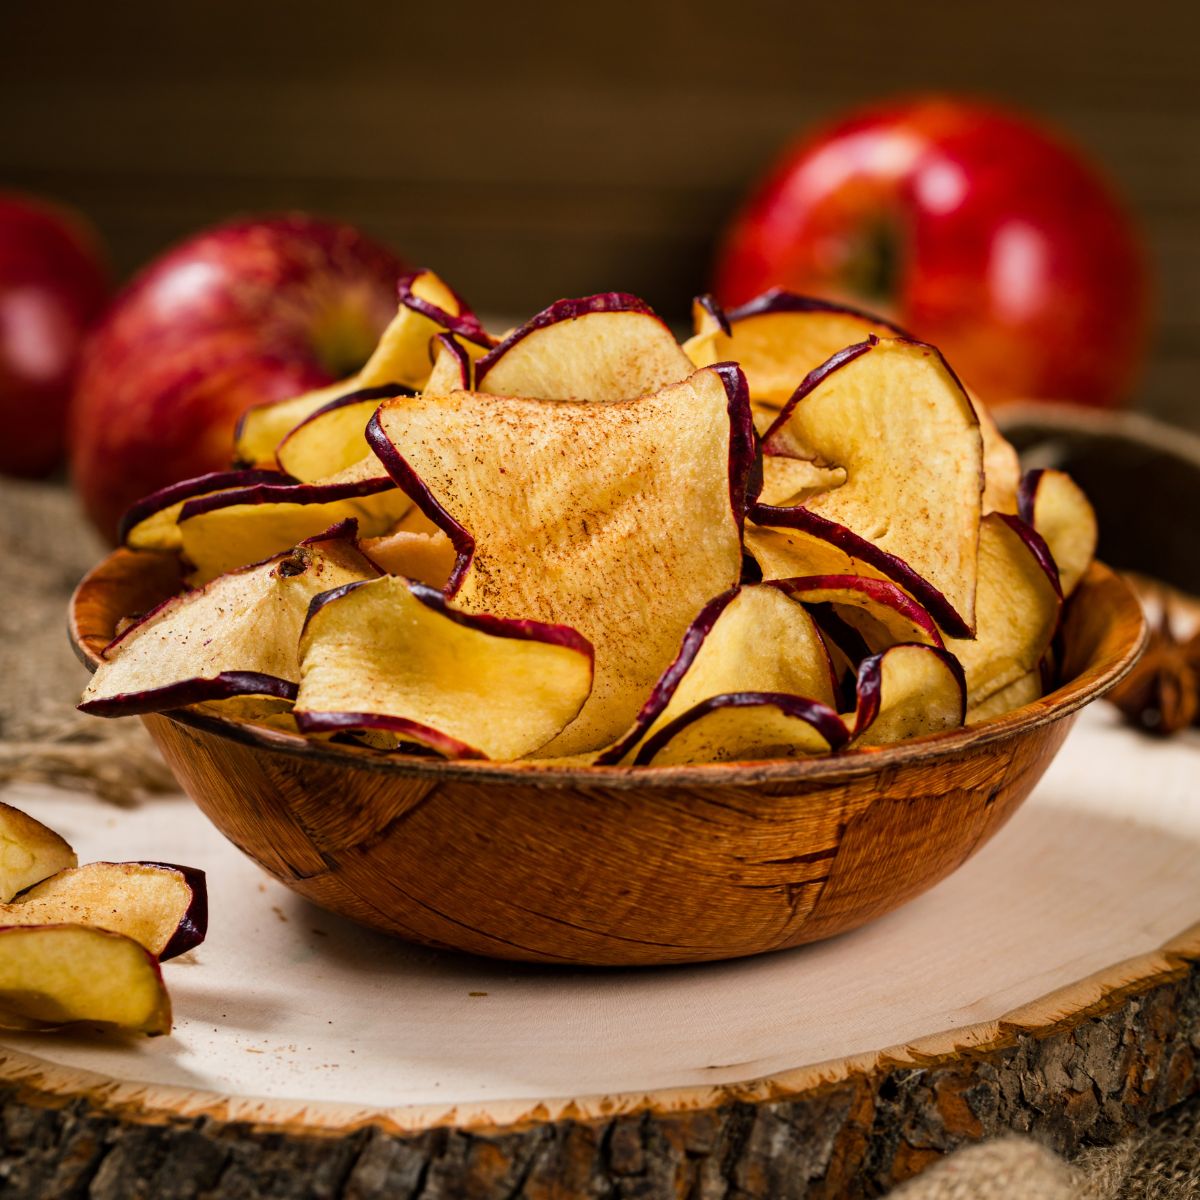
[1,0,1197,427]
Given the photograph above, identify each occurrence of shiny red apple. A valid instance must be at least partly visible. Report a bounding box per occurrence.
[714,95,1149,410]
[70,214,407,540]
[0,194,109,477]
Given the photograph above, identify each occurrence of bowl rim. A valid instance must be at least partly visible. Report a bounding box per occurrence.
[70,553,1147,790]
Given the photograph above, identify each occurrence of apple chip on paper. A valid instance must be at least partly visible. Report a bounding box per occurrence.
[755,336,983,636]
[0,803,77,902]
[1,861,206,960]
[0,925,172,1035]
[473,294,695,402]
[368,364,755,754]
[295,576,595,760]
[80,524,379,717]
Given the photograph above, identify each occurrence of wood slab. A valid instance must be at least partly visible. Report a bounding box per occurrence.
[1,705,1198,1197]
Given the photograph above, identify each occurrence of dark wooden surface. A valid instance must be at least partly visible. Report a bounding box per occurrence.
[1,1,1197,427]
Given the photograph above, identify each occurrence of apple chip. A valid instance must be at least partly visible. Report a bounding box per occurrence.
[194,695,302,733]
[597,583,837,764]
[295,575,595,760]
[635,694,848,767]
[233,269,489,465]
[773,576,944,650]
[368,365,754,754]
[119,468,294,552]
[424,331,476,393]
[975,395,1021,514]
[0,804,77,903]
[274,384,412,482]
[745,522,892,583]
[4,861,207,961]
[850,644,966,747]
[967,669,1043,725]
[745,519,950,638]
[0,924,170,1034]
[474,294,694,402]
[363,268,492,391]
[80,525,379,717]
[1018,468,1098,596]
[359,528,457,588]
[756,337,983,636]
[177,459,411,584]
[684,290,905,424]
[945,513,1062,710]
[234,379,349,469]
[758,454,846,507]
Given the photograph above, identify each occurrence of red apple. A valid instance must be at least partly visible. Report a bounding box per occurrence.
[69,214,407,541]
[714,95,1149,410]
[0,193,109,477]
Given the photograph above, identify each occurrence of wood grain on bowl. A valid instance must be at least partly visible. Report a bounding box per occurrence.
[70,551,1146,966]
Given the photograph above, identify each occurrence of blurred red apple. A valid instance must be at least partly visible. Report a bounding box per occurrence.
[70,214,406,540]
[714,95,1149,410]
[0,194,109,477]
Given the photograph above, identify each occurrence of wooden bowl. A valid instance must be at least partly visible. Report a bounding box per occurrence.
[70,551,1146,966]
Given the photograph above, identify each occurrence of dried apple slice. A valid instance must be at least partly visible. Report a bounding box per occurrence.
[5,862,206,960]
[0,804,77,903]
[177,459,411,584]
[597,583,837,765]
[424,331,476,393]
[80,524,379,717]
[359,528,457,587]
[773,576,944,650]
[368,365,754,754]
[634,693,847,767]
[119,468,294,552]
[274,384,413,482]
[850,644,966,747]
[966,669,1043,725]
[975,395,1021,515]
[1018,468,1098,596]
[945,513,1062,710]
[474,294,694,402]
[756,337,983,636]
[363,268,491,390]
[195,695,301,734]
[233,379,349,469]
[746,522,886,582]
[744,518,963,638]
[233,270,489,465]
[758,453,846,507]
[295,575,594,761]
[0,924,170,1034]
[683,290,905,417]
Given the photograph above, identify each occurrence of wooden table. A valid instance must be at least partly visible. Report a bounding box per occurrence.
[1,705,1197,1197]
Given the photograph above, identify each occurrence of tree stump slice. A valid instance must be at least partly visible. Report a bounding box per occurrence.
[1,707,1198,1198]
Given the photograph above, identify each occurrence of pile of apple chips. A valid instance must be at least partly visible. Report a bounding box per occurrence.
[81,272,1099,766]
